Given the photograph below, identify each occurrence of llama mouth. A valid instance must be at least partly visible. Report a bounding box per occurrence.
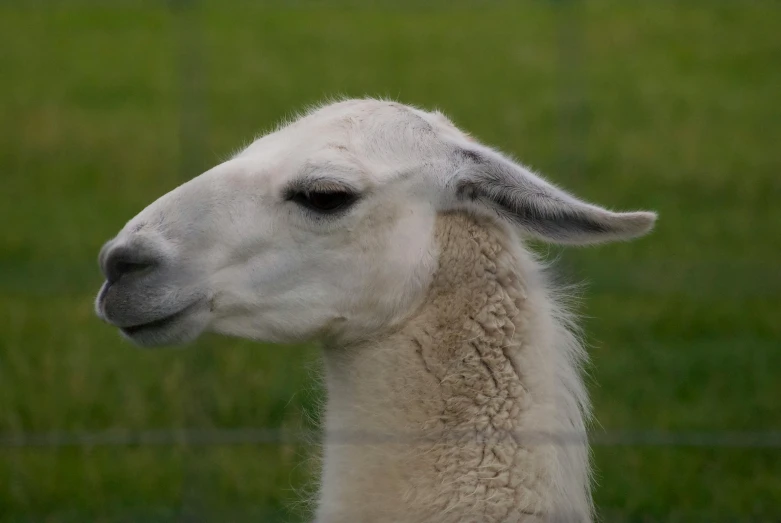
[119,302,201,338]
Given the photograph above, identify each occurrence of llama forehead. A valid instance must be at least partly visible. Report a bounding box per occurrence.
[125,100,471,239]
[237,99,466,189]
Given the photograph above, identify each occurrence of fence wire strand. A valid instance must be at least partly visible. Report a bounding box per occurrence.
[3,428,781,449]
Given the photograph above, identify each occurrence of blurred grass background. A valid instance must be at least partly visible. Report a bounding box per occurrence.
[1,0,780,521]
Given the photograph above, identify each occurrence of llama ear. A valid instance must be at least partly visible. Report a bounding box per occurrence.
[452,148,656,245]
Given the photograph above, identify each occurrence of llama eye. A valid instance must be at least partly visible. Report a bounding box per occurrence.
[290,190,357,214]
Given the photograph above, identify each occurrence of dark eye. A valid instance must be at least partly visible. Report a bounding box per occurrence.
[290,190,357,214]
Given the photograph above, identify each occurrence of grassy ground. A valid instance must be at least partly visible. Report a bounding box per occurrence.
[1,1,780,521]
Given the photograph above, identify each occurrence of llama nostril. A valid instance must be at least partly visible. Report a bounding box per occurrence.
[102,245,158,284]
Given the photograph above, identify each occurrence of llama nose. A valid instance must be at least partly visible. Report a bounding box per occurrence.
[99,241,159,284]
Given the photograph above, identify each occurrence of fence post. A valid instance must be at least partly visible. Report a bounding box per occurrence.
[169,0,211,520]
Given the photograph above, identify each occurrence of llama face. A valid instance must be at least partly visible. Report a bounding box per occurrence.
[95,99,654,347]
[95,101,450,346]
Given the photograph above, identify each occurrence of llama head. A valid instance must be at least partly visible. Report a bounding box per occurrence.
[95,99,655,347]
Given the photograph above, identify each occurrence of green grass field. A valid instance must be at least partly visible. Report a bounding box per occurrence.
[1,1,780,521]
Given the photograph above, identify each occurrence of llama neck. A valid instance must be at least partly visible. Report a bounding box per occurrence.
[317,213,592,523]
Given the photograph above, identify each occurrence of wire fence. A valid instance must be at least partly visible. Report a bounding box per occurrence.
[4,0,780,522]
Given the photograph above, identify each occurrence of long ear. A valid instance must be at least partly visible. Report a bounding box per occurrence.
[452,148,656,245]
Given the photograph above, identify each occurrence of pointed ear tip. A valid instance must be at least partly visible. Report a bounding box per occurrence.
[626,211,658,235]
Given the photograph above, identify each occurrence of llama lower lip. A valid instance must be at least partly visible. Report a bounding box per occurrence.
[120,303,197,337]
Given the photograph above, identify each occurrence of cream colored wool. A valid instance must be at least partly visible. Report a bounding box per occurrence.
[318,213,590,522]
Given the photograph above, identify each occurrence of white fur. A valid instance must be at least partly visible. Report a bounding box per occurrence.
[95,99,655,522]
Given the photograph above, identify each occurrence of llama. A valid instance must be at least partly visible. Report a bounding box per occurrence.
[95,99,655,522]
